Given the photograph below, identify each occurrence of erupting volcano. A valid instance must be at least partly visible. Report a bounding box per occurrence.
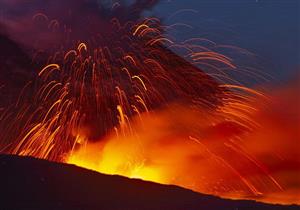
[0,0,299,209]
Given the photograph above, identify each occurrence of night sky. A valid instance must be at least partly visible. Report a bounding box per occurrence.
[0,0,299,207]
[147,0,299,82]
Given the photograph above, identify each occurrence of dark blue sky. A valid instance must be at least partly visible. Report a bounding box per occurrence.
[146,0,299,82]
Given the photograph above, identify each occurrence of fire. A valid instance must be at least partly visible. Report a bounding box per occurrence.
[67,138,165,183]
[67,88,300,204]
[0,0,299,206]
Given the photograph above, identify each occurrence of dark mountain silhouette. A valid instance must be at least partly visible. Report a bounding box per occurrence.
[0,33,33,106]
[0,155,299,210]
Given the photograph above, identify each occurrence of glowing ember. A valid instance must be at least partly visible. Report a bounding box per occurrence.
[0,0,299,205]
[67,91,300,205]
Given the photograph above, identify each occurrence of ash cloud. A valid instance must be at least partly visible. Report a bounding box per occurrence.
[0,0,160,52]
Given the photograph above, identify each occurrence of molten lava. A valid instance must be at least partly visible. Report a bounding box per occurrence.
[0,0,299,206]
[67,88,300,205]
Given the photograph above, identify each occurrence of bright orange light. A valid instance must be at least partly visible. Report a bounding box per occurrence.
[67,91,300,205]
[1,7,299,206]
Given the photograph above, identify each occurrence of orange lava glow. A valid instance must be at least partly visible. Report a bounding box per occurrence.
[0,1,299,206]
[67,81,300,205]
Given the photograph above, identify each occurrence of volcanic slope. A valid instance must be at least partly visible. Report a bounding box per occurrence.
[0,155,299,210]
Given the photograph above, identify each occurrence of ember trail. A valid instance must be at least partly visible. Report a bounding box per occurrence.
[0,0,298,205]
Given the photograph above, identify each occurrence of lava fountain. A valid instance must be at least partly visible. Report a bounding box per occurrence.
[0,0,299,205]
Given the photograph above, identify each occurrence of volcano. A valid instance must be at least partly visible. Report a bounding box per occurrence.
[0,0,299,208]
[0,155,299,210]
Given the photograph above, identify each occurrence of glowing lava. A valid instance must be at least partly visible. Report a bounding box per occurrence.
[67,92,300,205]
[0,0,299,206]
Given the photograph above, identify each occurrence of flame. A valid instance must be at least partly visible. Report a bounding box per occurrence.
[67,84,300,204]
[0,0,299,206]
